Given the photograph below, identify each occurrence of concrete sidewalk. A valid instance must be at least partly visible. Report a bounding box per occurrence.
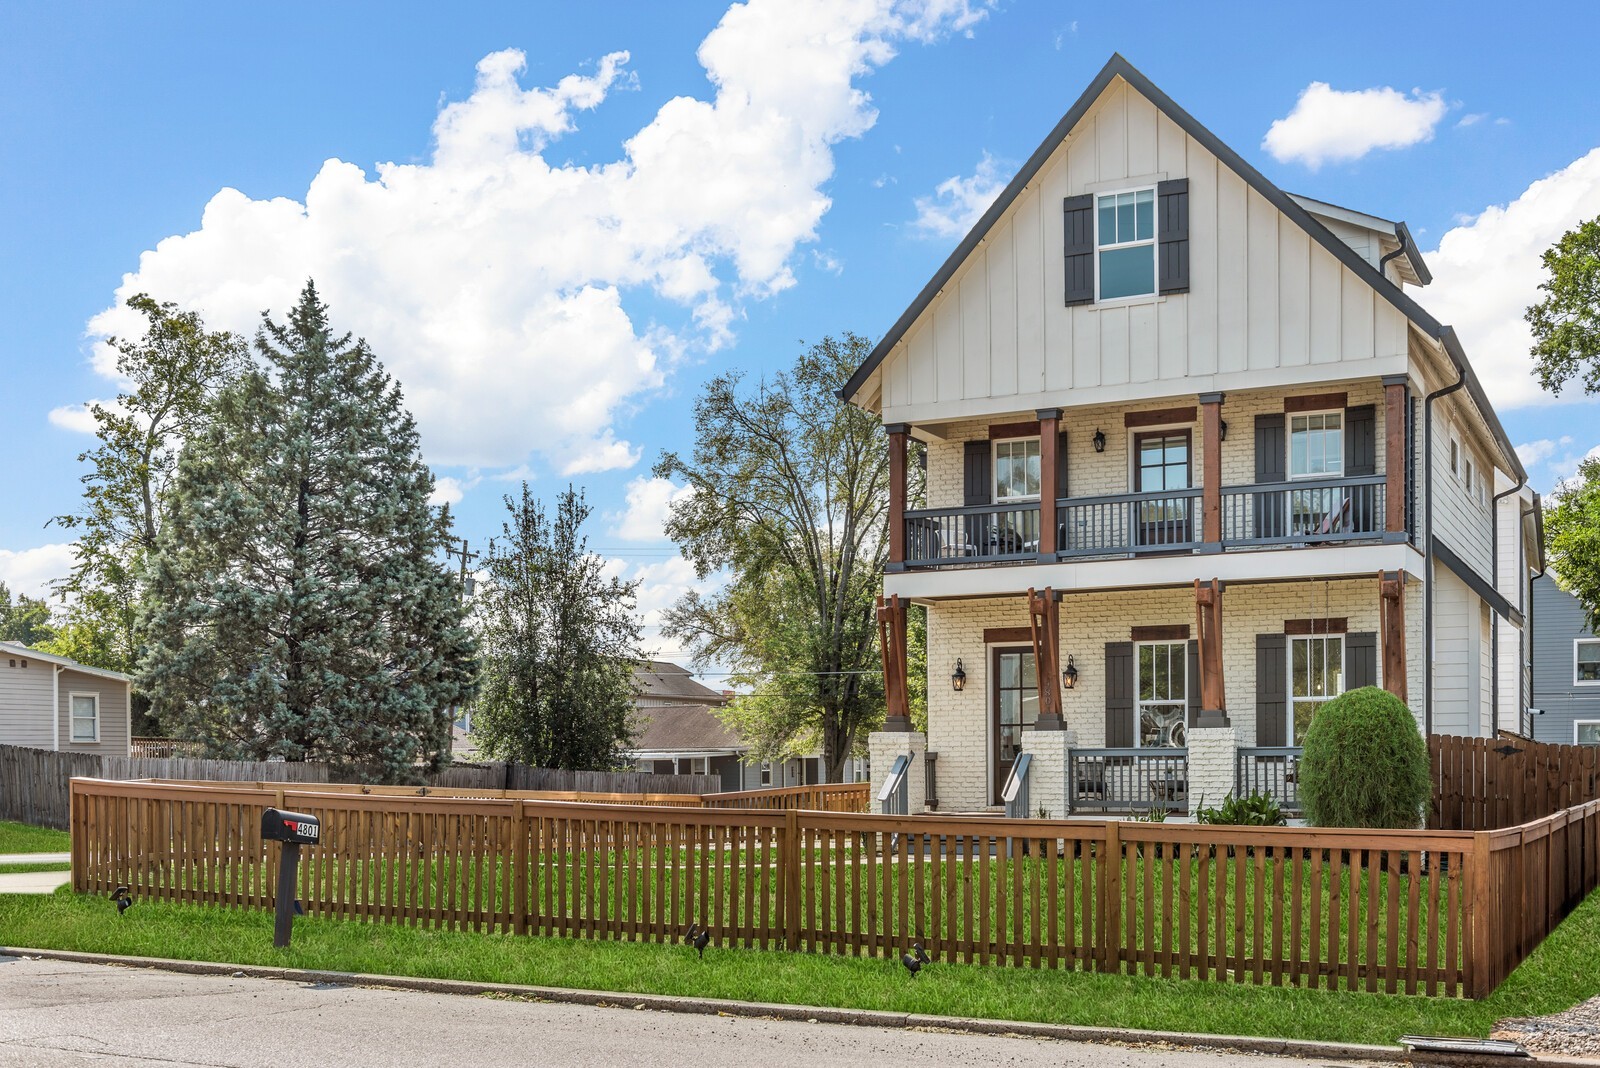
[0,853,69,865]
[0,854,70,895]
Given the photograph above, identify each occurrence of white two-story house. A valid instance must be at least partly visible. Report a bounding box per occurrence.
[848,55,1542,818]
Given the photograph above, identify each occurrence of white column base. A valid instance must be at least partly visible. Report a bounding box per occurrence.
[1020,728,1078,820]
[868,731,927,815]
[1185,724,1238,817]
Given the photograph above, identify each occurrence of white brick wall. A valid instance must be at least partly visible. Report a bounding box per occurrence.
[1185,725,1237,815]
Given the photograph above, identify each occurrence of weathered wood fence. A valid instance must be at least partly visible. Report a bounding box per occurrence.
[1429,735,1600,830]
[69,776,1599,998]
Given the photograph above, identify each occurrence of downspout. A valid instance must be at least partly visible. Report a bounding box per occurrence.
[1378,242,1408,281]
[52,665,62,751]
[1524,502,1547,731]
[1422,363,1467,736]
[1490,475,1527,733]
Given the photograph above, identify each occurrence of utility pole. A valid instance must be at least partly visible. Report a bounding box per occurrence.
[442,536,480,758]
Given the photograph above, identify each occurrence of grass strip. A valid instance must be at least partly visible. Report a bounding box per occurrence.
[1,885,1596,1046]
[0,821,70,855]
[0,863,71,876]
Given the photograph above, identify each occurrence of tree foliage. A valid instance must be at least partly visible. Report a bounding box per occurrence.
[139,282,476,780]
[471,486,640,770]
[1299,687,1431,829]
[656,334,899,782]
[1526,216,1600,396]
[1546,455,1600,630]
[0,582,56,648]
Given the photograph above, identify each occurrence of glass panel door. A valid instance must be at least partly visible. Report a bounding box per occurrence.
[992,648,1039,803]
[1134,431,1191,548]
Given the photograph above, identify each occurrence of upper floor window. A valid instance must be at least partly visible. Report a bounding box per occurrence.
[993,437,1041,501]
[1577,639,1600,685]
[1289,411,1343,479]
[1097,188,1156,299]
[1449,435,1459,477]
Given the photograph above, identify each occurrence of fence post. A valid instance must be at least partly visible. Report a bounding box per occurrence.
[1467,830,1493,998]
[783,807,801,950]
[513,801,529,936]
[69,778,85,892]
[1102,819,1122,974]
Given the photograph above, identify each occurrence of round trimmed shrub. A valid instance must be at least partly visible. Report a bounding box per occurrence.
[1299,686,1430,828]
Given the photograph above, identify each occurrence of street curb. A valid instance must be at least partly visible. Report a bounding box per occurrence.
[3,946,1591,1068]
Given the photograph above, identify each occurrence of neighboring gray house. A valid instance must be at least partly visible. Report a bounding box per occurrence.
[0,641,133,756]
[1531,575,1600,747]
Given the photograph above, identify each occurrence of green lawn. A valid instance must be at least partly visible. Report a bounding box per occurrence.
[0,821,70,855]
[1,884,1596,1046]
[0,862,71,875]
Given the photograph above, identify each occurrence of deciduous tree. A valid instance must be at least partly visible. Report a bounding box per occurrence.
[1526,216,1600,396]
[1547,455,1600,630]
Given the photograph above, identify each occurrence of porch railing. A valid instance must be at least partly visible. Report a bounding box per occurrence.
[1057,488,1204,558]
[1234,746,1303,814]
[1068,747,1188,812]
[1219,474,1385,547]
[903,502,1041,566]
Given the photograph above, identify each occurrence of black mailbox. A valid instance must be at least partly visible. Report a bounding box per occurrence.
[261,808,320,845]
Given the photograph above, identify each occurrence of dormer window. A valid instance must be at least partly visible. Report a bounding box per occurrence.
[1096,188,1156,299]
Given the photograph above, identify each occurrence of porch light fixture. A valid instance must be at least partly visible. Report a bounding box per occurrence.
[1219,420,1228,441]
[951,659,967,692]
[1092,429,1106,453]
[1062,655,1079,691]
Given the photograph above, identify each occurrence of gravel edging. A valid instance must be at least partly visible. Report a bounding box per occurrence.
[4,945,1594,1068]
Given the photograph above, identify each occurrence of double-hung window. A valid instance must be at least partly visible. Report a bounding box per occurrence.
[993,438,1041,501]
[70,693,99,743]
[1289,635,1343,744]
[1096,188,1156,299]
[1289,411,1343,534]
[1136,641,1186,748]
[1577,639,1600,685]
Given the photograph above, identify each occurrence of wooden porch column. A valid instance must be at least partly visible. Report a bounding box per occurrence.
[886,424,910,569]
[1199,392,1224,551]
[1028,587,1064,729]
[1382,375,1408,542]
[1193,578,1227,725]
[1036,408,1061,563]
[1380,570,1407,703]
[877,594,912,731]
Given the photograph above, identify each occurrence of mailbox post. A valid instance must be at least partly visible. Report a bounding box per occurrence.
[260,808,320,948]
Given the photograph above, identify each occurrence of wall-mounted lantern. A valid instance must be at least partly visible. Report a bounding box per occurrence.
[1092,429,1106,453]
[1062,655,1079,691]
[951,658,967,692]
[1219,420,1229,441]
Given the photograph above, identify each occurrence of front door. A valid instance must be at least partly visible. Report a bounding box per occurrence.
[992,647,1039,804]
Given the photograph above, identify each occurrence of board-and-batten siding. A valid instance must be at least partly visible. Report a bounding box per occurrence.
[879,79,1409,420]
[1531,575,1600,747]
[0,661,55,749]
[1431,566,1485,738]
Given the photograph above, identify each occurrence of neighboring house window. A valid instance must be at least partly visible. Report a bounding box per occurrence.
[993,438,1041,501]
[1136,641,1186,748]
[1096,188,1156,299]
[1290,635,1343,744]
[1576,640,1600,685]
[1576,722,1600,746]
[760,761,772,786]
[1289,412,1343,479]
[70,693,99,743]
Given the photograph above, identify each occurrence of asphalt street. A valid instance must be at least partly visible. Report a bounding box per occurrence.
[0,955,1397,1067]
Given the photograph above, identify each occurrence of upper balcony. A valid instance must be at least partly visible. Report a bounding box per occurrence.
[885,381,1413,574]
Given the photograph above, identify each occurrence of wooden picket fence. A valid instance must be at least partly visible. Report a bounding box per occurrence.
[702,783,872,812]
[69,777,1600,998]
[1429,735,1600,831]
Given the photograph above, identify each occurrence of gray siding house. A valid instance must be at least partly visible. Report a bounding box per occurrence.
[1531,575,1600,747]
[0,641,133,756]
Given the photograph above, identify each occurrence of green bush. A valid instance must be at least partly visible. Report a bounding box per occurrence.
[1299,686,1430,828]
[1194,790,1286,826]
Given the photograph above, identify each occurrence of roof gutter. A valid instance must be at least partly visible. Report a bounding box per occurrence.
[1422,362,1468,736]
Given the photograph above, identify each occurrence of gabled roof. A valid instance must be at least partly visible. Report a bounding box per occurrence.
[633,660,728,705]
[629,703,745,756]
[839,53,1522,482]
[0,641,131,682]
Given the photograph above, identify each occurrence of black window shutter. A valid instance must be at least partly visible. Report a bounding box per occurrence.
[1254,414,1287,539]
[1105,641,1134,748]
[1056,431,1070,500]
[1255,633,1287,747]
[1063,194,1094,306]
[1346,631,1378,690]
[1157,178,1190,294]
[1186,639,1201,726]
[1343,404,1377,531]
[963,440,992,506]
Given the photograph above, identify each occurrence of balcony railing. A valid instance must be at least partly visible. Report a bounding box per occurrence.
[1058,488,1204,558]
[904,502,1042,565]
[1068,747,1188,812]
[1235,746,1303,814]
[1220,474,1385,548]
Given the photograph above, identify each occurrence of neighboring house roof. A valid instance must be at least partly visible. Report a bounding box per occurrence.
[633,660,729,706]
[0,641,131,683]
[837,52,1523,484]
[629,702,745,756]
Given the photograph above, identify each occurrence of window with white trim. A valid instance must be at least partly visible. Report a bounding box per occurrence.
[70,692,99,743]
[1577,640,1600,685]
[992,437,1041,501]
[1135,641,1186,748]
[1288,411,1343,479]
[1096,188,1156,299]
[760,760,772,786]
[1289,635,1343,745]
[1577,722,1600,746]
[1449,435,1459,477]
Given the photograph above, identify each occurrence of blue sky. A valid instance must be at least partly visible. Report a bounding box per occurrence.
[4,1,1599,658]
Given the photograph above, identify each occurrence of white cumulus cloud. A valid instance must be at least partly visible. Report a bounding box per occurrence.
[611,476,694,541]
[912,151,1011,237]
[0,543,77,602]
[80,0,993,476]
[1421,147,1600,410]
[1263,82,1447,169]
